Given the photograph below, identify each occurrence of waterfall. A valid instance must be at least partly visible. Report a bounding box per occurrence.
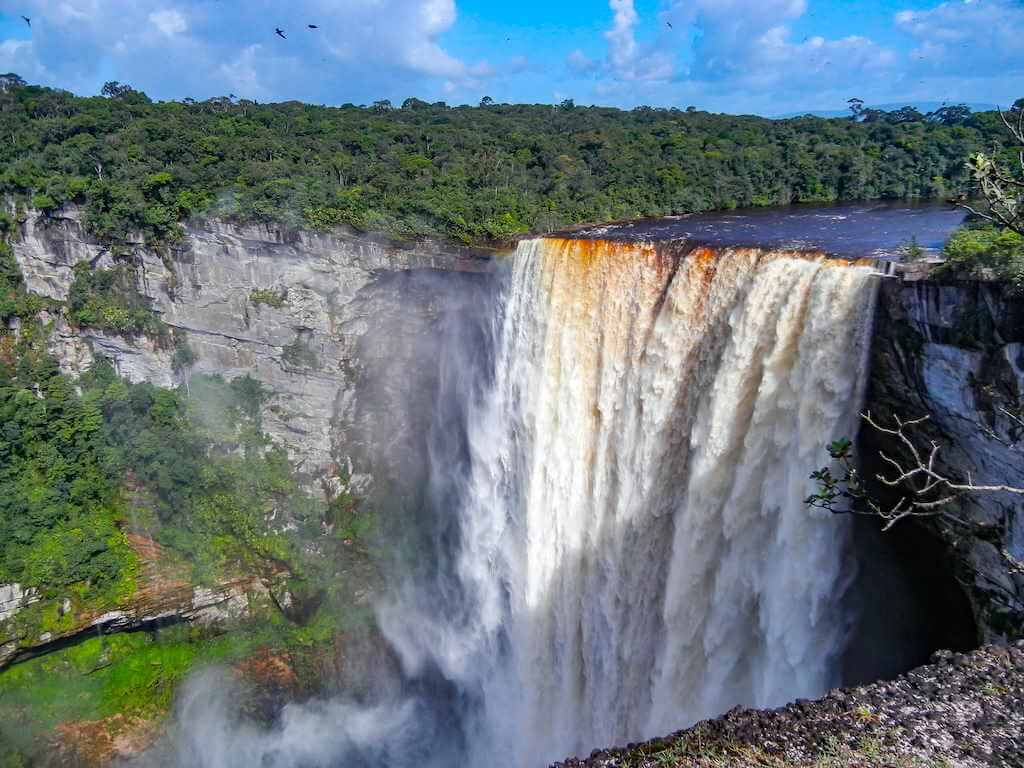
[381,237,879,767]
[165,236,880,768]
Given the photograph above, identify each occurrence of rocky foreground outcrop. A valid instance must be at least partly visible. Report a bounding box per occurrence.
[556,643,1024,768]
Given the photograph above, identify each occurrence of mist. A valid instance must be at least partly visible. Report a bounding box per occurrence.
[119,233,982,768]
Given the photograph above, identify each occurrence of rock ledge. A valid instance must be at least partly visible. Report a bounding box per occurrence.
[555,643,1024,767]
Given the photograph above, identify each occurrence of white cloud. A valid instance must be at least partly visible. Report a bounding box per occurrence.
[574,0,897,108]
[566,49,597,75]
[507,55,529,74]
[736,27,895,91]
[0,38,51,83]
[402,0,467,79]
[895,0,1024,76]
[149,9,187,37]
[418,0,456,31]
[217,44,270,100]
[658,0,889,86]
[1,0,492,103]
[575,0,675,84]
[606,0,639,74]
[48,2,91,25]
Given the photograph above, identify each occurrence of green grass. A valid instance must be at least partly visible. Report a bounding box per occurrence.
[0,629,233,739]
[248,288,288,309]
[0,598,371,761]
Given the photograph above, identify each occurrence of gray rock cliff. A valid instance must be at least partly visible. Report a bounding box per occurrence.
[12,209,498,484]
[863,278,1024,641]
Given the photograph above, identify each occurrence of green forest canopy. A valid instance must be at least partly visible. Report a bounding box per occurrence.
[0,77,1018,245]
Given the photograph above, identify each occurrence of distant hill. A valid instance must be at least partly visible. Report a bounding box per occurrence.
[775,102,999,119]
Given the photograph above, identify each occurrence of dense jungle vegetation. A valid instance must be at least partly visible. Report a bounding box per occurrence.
[0,306,332,611]
[0,75,1018,245]
[0,237,368,761]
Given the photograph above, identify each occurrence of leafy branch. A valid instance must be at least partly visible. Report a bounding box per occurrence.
[956,106,1024,236]
[807,411,1024,531]
[807,411,1024,615]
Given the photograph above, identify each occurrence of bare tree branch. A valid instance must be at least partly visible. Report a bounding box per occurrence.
[807,410,1023,529]
[806,410,1024,612]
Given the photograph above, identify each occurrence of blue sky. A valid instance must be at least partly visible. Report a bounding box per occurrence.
[0,0,1020,115]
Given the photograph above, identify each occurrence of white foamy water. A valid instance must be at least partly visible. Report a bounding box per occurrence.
[380,238,880,766]
[166,238,879,768]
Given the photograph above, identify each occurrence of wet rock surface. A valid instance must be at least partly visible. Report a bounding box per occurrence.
[864,279,1024,641]
[555,643,1024,767]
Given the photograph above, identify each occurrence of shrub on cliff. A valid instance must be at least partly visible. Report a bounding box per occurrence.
[938,224,1024,290]
[938,107,1024,290]
[0,354,328,609]
[66,263,166,339]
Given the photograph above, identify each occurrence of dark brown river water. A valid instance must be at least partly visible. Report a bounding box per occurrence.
[567,201,967,259]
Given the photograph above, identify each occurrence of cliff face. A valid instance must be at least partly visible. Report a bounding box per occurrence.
[12,210,497,481]
[864,278,1024,641]
[10,213,1024,658]
[3,210,499,667]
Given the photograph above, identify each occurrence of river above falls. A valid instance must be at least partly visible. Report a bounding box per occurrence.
[564,202,967,259]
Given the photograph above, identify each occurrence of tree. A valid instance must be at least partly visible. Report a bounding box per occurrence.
[957,107,1024,236]
[889,106,925,124]
[100,81,133,99]
[329,152,354,186]
[401,97,429,111]
[807,412,1024,530]
[927,104,973,126]
[0,73,26,92]
[100,81,151,104]
[0,80,1013,247]
[479,96,495,108]
[847,97,865,120]
[900,235,925,263]
[859,108,889,124]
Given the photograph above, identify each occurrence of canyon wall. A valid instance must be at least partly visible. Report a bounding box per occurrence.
[863,278,1024,641]
[12,210,497,487]
[9,211,1023,661]
[3,211,498,668]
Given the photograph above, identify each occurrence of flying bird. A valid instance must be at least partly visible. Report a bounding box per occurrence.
[666,20,673,29]
[308,24,318,29]
[275,27,286,39]
[21,15,30,26]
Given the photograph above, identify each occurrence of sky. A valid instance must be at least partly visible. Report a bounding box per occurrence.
[0,0,1020,116]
